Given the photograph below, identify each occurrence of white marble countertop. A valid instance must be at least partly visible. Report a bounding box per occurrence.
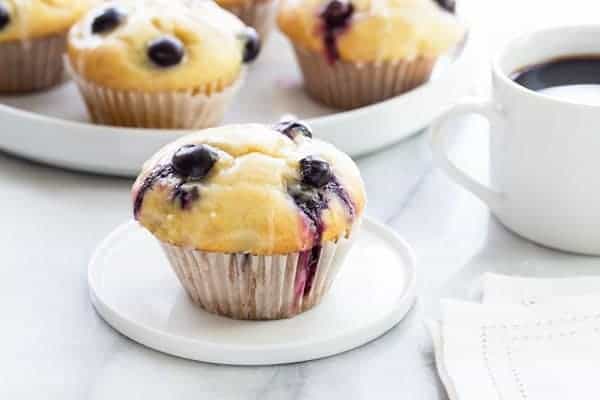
[3,1,600,398]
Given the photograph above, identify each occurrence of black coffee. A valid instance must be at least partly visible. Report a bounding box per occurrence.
[512,55,600,91]
[512,56,600,104]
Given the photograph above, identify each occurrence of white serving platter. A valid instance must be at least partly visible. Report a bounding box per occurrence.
[0,31,478,177]
[88,217,417,365]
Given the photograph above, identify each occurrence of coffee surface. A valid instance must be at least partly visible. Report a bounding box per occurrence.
[513,56,600,91]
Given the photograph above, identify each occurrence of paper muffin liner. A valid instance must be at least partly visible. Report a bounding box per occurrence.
[66,60,244,129]
[0,33,66,93]
[221,0,278,41]
[160,227,358,320]
[293,46,436,110]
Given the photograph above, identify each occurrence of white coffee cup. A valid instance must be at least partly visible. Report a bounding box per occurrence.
[430,25,600,255]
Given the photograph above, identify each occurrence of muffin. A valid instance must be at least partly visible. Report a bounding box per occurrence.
[67,0,261,129]
[215,0,278,41]
[277,0,465,109]
[132,120,366,320]
[0,0,92,92]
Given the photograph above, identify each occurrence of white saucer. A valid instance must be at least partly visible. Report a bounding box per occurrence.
[88,217,417,365]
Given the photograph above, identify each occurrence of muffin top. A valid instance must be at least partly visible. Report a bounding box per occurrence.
[67,0,261,92]
[0,0,93,42]
[277,0,465,63]
[132,121,366,254]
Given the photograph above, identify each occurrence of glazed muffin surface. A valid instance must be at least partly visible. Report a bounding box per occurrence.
[0,0,92,42]
[68,0,256,91]
[132,122,366,254]
[277,0,465,63]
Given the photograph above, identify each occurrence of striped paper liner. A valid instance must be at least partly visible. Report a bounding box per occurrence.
[67,60,244,129]
[293,45,436,110]
[0,33,67,93]
[160,225,358,320]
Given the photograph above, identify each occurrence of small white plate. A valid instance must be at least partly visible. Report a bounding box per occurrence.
[0,31,478,177]
[88,217,417,365]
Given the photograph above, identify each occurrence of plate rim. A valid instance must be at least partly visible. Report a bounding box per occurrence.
[0,33,474,137]
[0,31,480,176]
[88,216,418,365]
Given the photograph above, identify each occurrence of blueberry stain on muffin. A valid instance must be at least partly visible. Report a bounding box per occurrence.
[147,36,185,67]
[133,144,219,216]
[238,27,261,63]
[320,0,354,63]
[288,158,355,297]
[295,245,322,298]
[434,0,455,13]
[0,4,10,30]
[171,184,200,209]
[274,119,313,140]
[133,164,176,217]
[91,7,126,34]
[289,156,355,247]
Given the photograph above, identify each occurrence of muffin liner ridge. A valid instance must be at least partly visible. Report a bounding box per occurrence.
[221,0,279,41]
[160,226,358,320]
[293,45,436,110]
[66,60,244,129]
[0,33,67,93]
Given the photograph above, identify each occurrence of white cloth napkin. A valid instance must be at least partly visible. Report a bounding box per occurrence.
[430,273,600,400]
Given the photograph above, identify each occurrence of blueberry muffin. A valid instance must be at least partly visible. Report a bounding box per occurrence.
[215,0,278,42]
[0,0,93,92]
[132,120,366,319]
[278,0,465,109]
[67,0,261,129]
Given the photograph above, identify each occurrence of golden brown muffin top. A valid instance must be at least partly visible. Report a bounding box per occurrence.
[67,0,261,92]
[132,122,366,254]
[0,0,94,42]
[278,0,465,63]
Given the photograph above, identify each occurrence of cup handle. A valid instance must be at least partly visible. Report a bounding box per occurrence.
[430,99,505,211]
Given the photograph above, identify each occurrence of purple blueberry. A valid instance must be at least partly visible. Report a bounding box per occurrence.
[172,144,218,179]
[0,4,10,30]
[238,27,261,63]
[321,0,354,28]
[274,119,312,140]
[434,0,455,13]
[299,156,333,188]
[148,36,185,67]
[91,7,126,34]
